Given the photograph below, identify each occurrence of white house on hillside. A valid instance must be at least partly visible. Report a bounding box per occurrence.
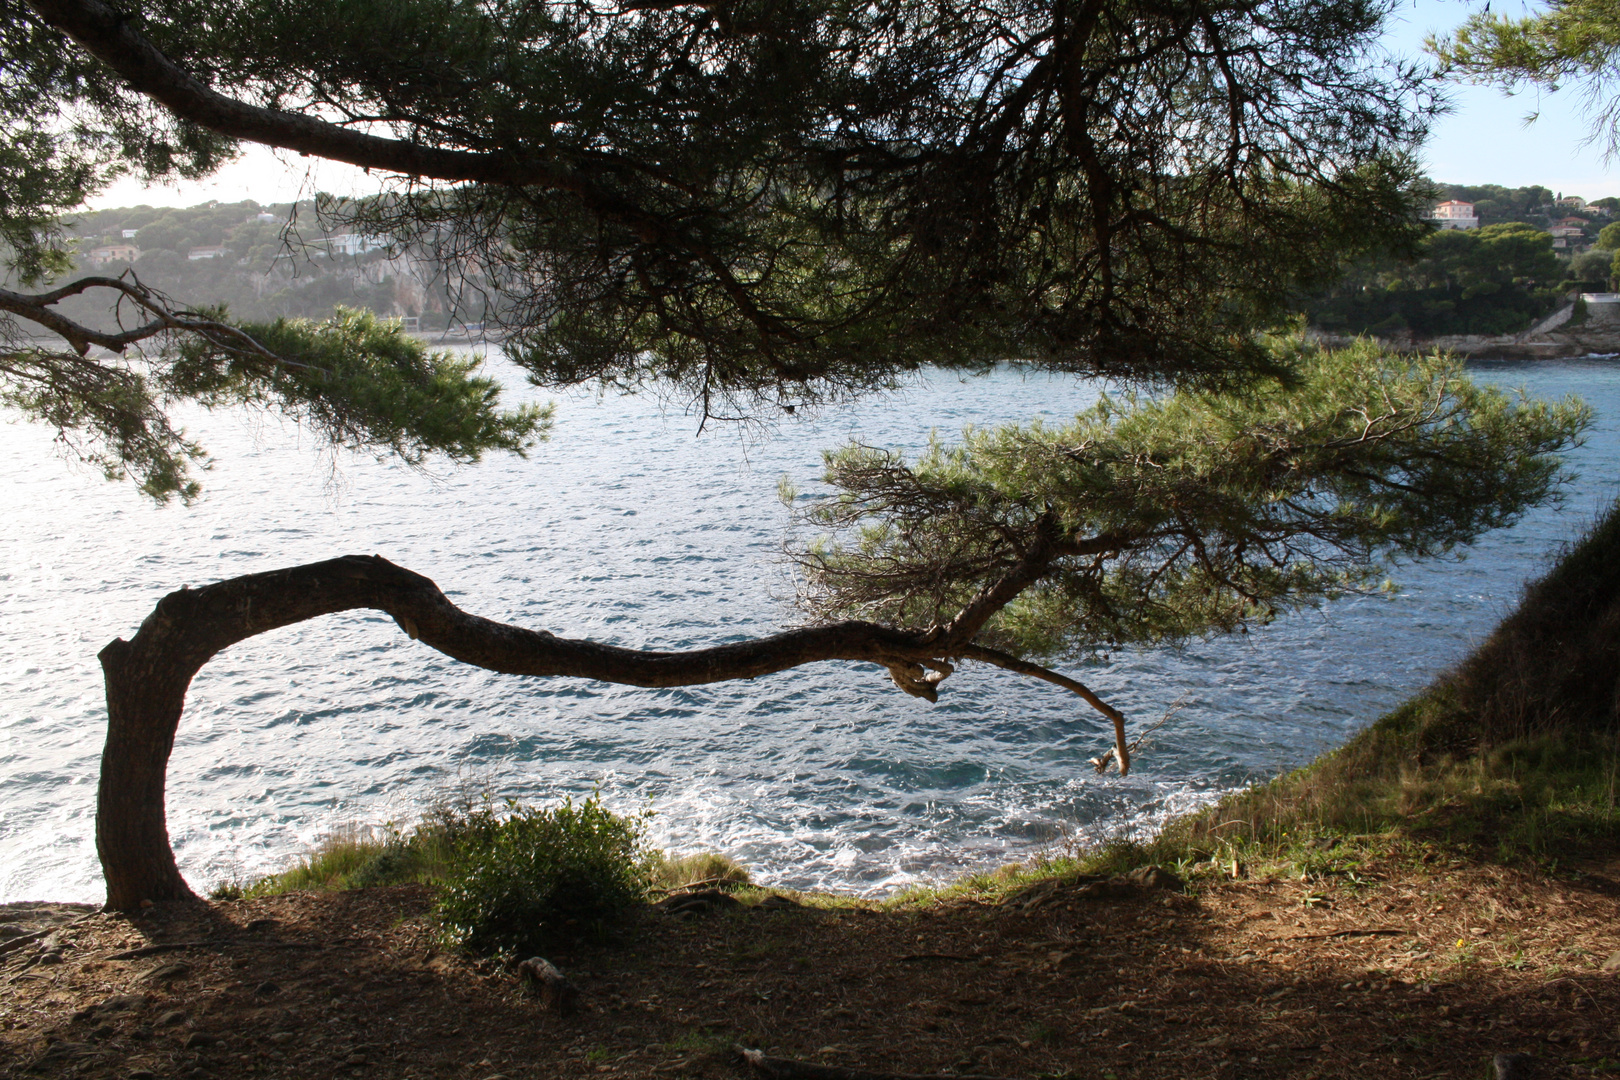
[1427,200,1479,230]
[326,234,388,256]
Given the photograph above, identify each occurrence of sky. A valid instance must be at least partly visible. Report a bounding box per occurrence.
[86,0,1618,210]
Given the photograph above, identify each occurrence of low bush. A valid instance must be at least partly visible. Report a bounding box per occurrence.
[433,794,654,956]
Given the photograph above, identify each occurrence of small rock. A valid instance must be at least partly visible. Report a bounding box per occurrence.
[517,957,580,1016]
[268,1032,295,1045]
[344,1052,367,1066]
[245,918,278,932]
[655,889,743,916]
[182,1032,219,1049]
[1495,1053,1538,1080]
[1601,950,1620,973]
[139,899,154,910]
[138,962,191,984]
[156,1010,187,1027]
[1124,865,1186,892]
[97,994,146,1015]
[1004,879,1062,910]
[37,951,63,965]
[128,1071,157,1080]
[254,981,280,996]
[755,894,802,910]
[30,1041,94,1066]
[74,997,144,1023]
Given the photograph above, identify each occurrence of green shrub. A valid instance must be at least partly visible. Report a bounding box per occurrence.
[434,794,653,956]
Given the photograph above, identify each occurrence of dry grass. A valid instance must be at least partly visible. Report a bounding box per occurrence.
[648,852,752,893]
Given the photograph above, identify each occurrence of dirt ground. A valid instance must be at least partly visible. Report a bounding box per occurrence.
[2,854,1618,1080]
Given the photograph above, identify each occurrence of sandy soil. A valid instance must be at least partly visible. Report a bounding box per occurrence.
[2,855,1617,1080]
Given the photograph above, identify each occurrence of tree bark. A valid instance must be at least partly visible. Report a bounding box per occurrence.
[96,554,1126,909]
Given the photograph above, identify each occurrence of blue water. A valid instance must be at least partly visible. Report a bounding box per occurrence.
[2,357,1617,902]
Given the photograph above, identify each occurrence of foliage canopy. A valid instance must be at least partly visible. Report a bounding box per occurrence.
[6,0,1440,490]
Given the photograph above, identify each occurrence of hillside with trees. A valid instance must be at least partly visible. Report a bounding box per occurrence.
[58,186,1619,348]
[1306,184,1620,338]
[55,199,478,331]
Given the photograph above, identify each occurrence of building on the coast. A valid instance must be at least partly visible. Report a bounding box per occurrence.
[187,245,228,260]
[1427,200,1479,229]
[1550,218,1589,250]
[1558,195,1588,210]
[87,244,139,264]
[1581,293,1620,325]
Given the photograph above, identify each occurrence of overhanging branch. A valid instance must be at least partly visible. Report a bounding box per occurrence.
[25,0,577,192]
[957,642,1131,776]
[1,274,292,360]
[94,554,1134,906]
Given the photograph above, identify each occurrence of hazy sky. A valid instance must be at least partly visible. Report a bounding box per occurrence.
[87,0,1617,210]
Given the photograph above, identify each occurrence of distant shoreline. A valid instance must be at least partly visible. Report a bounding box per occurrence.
[1309,326,1620,361]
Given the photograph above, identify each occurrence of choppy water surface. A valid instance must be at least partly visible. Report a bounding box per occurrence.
[2,357,1618,902]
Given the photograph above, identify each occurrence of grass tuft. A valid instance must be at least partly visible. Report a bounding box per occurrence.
[648,851,752,892]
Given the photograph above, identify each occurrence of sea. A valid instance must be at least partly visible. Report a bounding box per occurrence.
[2,355,1618,903]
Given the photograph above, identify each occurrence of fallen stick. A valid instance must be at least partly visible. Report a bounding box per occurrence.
[735,1046,1018,1080]
[1285,928,1408,941]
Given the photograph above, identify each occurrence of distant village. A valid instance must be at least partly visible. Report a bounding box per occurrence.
[58,200,470,333]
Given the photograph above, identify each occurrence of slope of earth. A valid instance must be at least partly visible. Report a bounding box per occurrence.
[2,854,1618,1080]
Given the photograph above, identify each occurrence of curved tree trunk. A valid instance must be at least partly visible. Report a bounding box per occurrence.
[96,555,1126,909]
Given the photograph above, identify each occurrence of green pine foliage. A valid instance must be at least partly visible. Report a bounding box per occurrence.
[794,338,1589,658]
[8,0,1440,408]
[175,308,550,469]
[0,306,549,502]
[1434,0,1620,156]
